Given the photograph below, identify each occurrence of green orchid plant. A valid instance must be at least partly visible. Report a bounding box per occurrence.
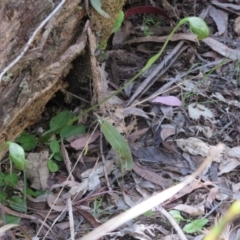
[69,17,210,125]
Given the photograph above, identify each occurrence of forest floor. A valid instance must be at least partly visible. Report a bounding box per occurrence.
[1,0,240,239]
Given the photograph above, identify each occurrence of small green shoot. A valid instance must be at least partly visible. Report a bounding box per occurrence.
[16,132,37,151]
[4,142,28,212]
[142,16,160,36]
[40,111,74,140]
[48,140,62,172]
[169,210,186,223]
[99,119,133,172]
[93,197,103,217]
[90,0,110,18]
[183,218,208,234]
[112,11,124,33]
[144,209,154,217]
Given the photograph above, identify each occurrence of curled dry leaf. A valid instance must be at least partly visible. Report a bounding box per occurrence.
[188,103,214,120]
[173,204,205,217]
[160,124,176,141]
[176,137,209,157]
[189,125,213,138]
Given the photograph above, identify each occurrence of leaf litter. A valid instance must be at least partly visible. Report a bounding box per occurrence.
[2,0,240,239]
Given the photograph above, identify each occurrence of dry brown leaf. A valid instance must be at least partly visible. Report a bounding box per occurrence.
[70,132,100,150]
[202,37,240,60]
[209,5,228,36]
[176,138,209,157]
[234,16,240,34]
[133,163,170,189]
[173,204,205,217]
[26,150,49,190]
[160,124,176,141]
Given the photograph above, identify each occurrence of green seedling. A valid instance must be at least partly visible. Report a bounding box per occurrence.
[112,11,124,33]
[2,142,28,213]
[142,16,161,36]
[93,197,103,217]
[144,209,154,217]
[47,139,62,172]
[183,218,208,234]
[99,119,133,172]
[40,110,86,141]
[90,0,110,18]
[92,197,113,219]
[16,131,37,151]
[170,209,208,234]
[169,210,186,223]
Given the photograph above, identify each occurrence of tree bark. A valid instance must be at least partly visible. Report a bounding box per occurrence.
[0,0,87,153]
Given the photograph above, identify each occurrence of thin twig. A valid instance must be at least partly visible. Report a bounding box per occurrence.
[68,198,75,240]
[156,206,188,240]
[0,0,66,83]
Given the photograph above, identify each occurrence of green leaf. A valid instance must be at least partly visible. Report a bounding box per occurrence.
[183,218,208,234]
[60,125,86,138]
[49,140,60,154]
[4,173,18,187]
[1,214,21,224]
[40,111,74,139]
[50,111,73,133]
[53,152,63,161]
[144,210,154,217]
[16,132,37,151]
[7,142,26,170]
[169,210,185,223]
[26,188,46,198]
[112,11,124,33]
[100,120,133,171]
[47,159,58,172]
[0,192,7,203]
[90,0,110,18]
[9,196,27,213]
[0,172,6,187]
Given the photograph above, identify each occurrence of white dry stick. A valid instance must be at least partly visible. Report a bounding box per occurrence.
[68,198,75,240]
[0,0,66,83]
[156,206,188,240]
[80,143,224,240]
